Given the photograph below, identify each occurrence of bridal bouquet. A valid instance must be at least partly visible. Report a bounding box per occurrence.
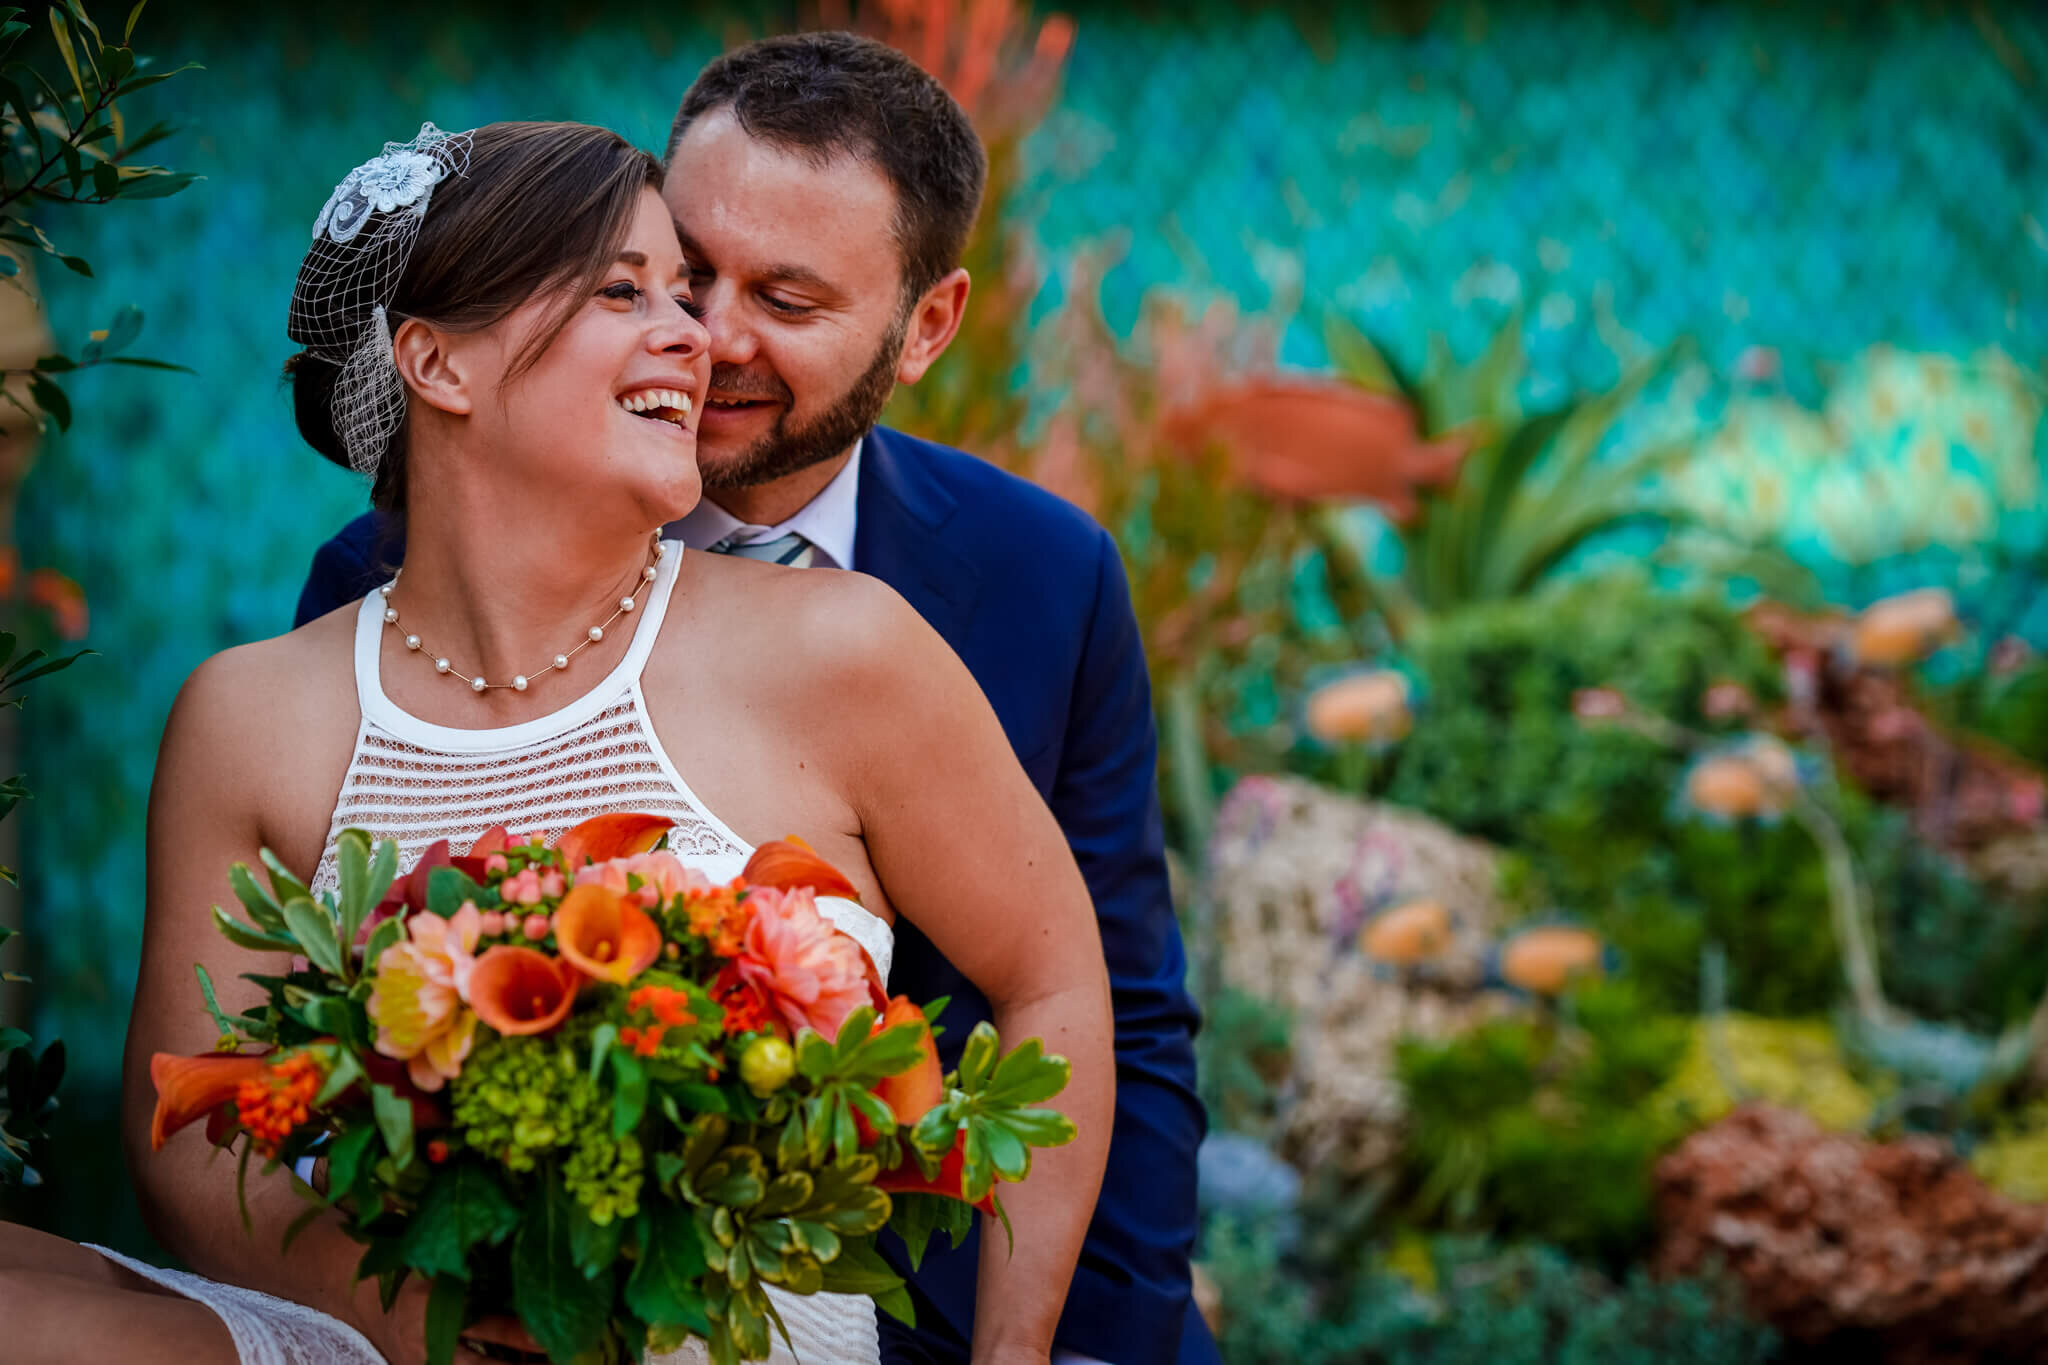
[149,814,1075,1365]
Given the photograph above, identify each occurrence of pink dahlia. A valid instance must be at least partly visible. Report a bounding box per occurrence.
[366,903,484,1091]
[733,886,873,1039]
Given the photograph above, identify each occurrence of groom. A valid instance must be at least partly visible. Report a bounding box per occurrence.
[294,31,1214,1365]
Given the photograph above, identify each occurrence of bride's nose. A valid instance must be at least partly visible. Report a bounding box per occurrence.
[650,296,708,358]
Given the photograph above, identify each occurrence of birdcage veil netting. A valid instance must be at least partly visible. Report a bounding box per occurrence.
[287,122,474,476]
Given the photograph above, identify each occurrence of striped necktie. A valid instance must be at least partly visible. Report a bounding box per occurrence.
[707,530,814,568]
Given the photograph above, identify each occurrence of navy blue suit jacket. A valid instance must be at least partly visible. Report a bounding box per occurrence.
[294,426,1215,1365]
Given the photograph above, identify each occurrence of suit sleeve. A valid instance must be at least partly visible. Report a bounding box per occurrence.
[1050,528,1208,1365]
[293,518,382,629]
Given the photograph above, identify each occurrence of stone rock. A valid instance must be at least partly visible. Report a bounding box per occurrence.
[1198,1132,1302,1217]
[1209,775,1522,1175]
[1653,1104,2048,1363]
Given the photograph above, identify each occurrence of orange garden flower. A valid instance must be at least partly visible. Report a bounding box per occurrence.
[367,904,484,1091]
[555,812,673,871]
[235,1050,327,1156]
[553,884,663,985]
[711,966,775,1037]
[620,984,699,1057]
[742,837,862,901]
[733,886,875,1039]
[683,877,752,958]
[872,995,944,1127]
[149,1051,275,1151]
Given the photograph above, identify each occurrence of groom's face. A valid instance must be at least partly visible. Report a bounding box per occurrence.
[663,110,911,493]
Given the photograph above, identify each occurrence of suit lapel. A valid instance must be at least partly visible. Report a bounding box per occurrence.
[853,427,979,645]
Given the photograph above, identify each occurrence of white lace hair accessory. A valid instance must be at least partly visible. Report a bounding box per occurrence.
[287,122,475,476]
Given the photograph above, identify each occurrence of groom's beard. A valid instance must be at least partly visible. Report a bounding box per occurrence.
[699,311,907,494]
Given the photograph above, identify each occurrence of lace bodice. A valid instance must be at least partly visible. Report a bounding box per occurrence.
[309,538,891,981]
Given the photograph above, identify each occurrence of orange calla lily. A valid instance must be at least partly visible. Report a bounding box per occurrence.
[552,884,663,986]
[555,813,672,870]
[743,837,861,902]
[877,1130,996,1216]
[874,995,945,1127]
[467,946,577,1036]
[150,1051,272,1151]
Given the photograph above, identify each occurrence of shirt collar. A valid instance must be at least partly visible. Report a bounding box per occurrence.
[669,436,863,571]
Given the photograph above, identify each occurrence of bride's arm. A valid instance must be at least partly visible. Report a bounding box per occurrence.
[811,579,1116,1365]
[118,647,446,1364]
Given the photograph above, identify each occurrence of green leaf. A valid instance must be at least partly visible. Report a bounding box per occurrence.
[815,1238,910,1325]
[123,0,145,43]
[282,897,345,978]
[258,849,313,907]
[398,1163,521,1280]
[323,1124,376,1206]
[512,1177,613,1362]
[887,1192,971,1273]
[625,1203,712,1332]
[979,1119,1030,1182]
[0,1026,28,1053]
[610,1048,648,1138]
[955,1023,998,1093]
[27,375,69,432]
[228,863,289,933]
[371,1083,414,1169]
[100,355,192,372]
[211,904,299,954]
[46,7,86,106]
[361,915,404,969]
[332,831,373,958]
[314,1048,363,1105]
[424,1274,465,1365]
[108,166,198,198]
[567,1194,624,1279]
[426,866,486,918]
[989,1107,1075,1148]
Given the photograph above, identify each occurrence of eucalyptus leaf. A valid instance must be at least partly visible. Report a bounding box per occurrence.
[282,897,345,978]
[370,1084,414,1170]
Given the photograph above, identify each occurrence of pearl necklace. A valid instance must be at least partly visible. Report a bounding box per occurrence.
[381,535,665,695]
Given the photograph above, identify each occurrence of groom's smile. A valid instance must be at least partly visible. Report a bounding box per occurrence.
[662,108,914,512]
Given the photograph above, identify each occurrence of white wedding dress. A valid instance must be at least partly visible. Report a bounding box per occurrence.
[95,540,890,1364]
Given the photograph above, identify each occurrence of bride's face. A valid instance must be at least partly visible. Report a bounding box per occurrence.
[458,189,711,524]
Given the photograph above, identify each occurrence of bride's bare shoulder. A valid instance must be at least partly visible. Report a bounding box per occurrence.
[160,611,357,764]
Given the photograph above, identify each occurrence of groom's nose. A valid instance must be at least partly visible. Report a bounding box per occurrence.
[698,291,760,369]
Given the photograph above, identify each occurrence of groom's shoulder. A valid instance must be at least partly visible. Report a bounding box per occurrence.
[877,428,1109,563]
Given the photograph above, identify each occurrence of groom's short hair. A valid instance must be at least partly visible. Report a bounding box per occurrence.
[668,31,988,305]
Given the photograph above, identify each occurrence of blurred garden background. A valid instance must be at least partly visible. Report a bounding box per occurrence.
[5,0,2048,1359]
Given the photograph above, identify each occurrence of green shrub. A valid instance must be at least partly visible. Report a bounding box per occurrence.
[1392,981,1691,1263]
[1201,1218,1778,1365]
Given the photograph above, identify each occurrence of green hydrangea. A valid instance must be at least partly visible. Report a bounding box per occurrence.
[564,1128,644,1225]
[451,1023,601,1172]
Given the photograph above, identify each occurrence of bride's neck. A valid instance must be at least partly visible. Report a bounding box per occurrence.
[391,465,660,687]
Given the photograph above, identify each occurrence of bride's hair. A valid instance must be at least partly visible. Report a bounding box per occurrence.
[286,122,661,512]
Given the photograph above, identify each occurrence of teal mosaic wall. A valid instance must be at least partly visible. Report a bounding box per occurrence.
[12,2,2046,1116]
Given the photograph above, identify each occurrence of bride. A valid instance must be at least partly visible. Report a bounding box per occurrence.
[16,120,1113,1364]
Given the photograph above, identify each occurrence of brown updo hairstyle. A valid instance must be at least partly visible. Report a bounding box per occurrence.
[285,122,663,512]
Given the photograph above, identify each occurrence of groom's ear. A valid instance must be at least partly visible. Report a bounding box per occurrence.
[391,317,475,417]
[894,267,971,387]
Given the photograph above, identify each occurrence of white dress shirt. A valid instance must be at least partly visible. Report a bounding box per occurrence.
[669,436,864,569]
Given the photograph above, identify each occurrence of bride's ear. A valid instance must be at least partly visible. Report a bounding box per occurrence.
[392,316,473,416]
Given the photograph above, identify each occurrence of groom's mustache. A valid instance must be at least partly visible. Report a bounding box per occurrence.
[708,365,793,404]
